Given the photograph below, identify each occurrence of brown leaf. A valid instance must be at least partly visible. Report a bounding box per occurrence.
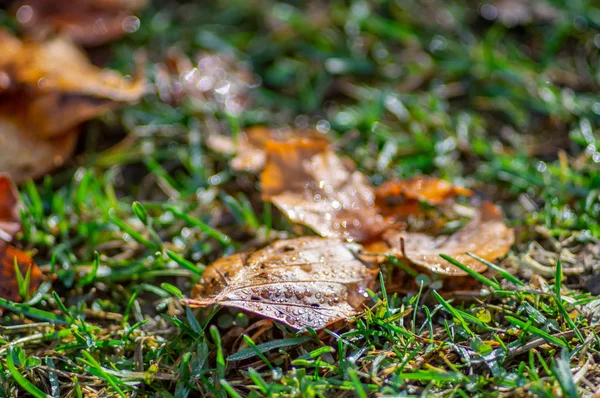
[230,127,277,173]
[0,174,21,242]
[261,139,391,242]
[0,175,44,308]
[0,34,145,107]
[0,120,78,184]
[12,0,147,46]
[375,176,472,220]
[0,31,145,182]
[379,203,514,275]
[207,127,330,173]
[492,0,558,27]
[0,243,43,302]
[232,127,329,173]
[182,237,375,330]
[155,49,255,114]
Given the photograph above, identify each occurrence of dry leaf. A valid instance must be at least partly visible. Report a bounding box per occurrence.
[0,243,43,302]
[261,139,391,242]
[232,127,329,173]
[0,30,145,182]
[0,120,78,185]
[379,203,514,275]
[375,176,472,220]
[492,0,558,27]
[12,0,147,46]
[155,49,256,114]
[207,127,330,173]
[230,127,278,173]
[182,237,375,330]
[0,175,44,305]
[0,174,21,242]
[0,34,145,107]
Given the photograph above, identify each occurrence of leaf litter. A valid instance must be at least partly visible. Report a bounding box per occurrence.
[183,137,513,328]
[0,22,514,331]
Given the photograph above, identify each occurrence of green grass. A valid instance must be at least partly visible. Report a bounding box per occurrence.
[2,0,600,396]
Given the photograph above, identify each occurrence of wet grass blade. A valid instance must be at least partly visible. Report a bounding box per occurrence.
[0,297,69,325]
[439,254,500,289]
[467,252,524,286]
[505,316,569,348]
[227,336,312,361]
[432,291,473,336]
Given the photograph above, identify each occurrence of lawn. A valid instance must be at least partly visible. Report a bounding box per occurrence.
[1,0,600,396]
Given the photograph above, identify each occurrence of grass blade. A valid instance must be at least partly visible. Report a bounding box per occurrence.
[505,316,569,348]
[439,254,500,289]
[227,336,312,361]
[6,346,47,398]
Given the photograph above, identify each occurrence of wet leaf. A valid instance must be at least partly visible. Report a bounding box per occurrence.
[0,174,21,242]
[12,0,147,46]
[0,173,43,307]
[375,176,472,220]
[155,49,256,114]
[182,237,375,330]
[0,33,145,107]
[207,126,330,173]
[0,117,79,184]
[0,243,43,302]
[261,139,391,242]
[379,203,514,275]
[0,31,145,182]
[492,0,558,27]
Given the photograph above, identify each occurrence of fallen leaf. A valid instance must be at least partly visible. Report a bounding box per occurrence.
[0,121,78,185]
[0,174,21,242]
[207,126,330,173]
[0,243,43,302]
[12,0,147,46]
[379,203,514,275]
[375,176,472,220]
[0,30,145,182]
[155,49,256,115]
[0,34,145,107]
[182,237,375,330]
[230,127,281,173]
[232,127,329,173]
[261,139,391,242]
[492,0,558,27]
[0,173,44,306]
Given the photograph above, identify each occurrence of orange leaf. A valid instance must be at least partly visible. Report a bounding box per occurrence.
[0,174,21,242]
[183,237,375,330]
[232,127,329,173]
[261,139,391,242]
[12,0,147,46]
[207,126,330,173]
[379,203,514,275]
[375,176,472,219]
[0,243,43,303]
